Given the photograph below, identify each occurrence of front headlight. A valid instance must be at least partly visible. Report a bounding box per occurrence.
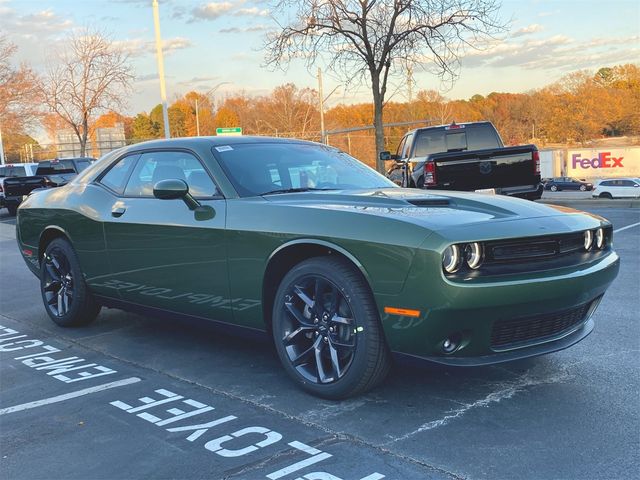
[583,230,593,251]
[442,245,461,273]
[595,228,605,249]
[465,242,483,269]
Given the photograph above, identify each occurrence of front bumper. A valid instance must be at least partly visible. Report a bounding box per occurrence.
[377,249,619,364]
[395,318,594,367]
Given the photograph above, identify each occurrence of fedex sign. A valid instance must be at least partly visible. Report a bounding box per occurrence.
[571,152,623,169]
[567,147,640,178]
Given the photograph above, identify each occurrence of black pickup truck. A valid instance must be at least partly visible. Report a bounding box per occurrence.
[3,158,93,215]
[383,122,542,200]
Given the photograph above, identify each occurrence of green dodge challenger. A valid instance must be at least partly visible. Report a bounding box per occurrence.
[16,137,620,398]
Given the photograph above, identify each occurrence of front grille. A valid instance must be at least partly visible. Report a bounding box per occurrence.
[490,300,595,350]
[487,232,585,263]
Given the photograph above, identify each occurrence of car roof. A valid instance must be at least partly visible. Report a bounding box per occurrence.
[121,136,318,152]
[405,121,493,135]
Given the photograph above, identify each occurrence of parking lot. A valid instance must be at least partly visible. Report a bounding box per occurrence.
[1,203,639,480]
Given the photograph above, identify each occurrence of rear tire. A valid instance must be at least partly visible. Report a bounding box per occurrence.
[7,204,17,216]
[416,176,425,189]
[272,256,391,399]
[599,192,613,199]
[550,185,558,192]
[40,238,101,327]
[579,185,586,191]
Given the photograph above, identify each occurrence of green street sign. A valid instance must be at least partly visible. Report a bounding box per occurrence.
[216,127,242,136]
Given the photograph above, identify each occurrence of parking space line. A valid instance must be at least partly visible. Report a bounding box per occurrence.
[0,376,141,415]
[614,221,640,233]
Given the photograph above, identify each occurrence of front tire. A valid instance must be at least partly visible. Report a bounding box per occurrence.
[579,185,586,191]
[272,257,390,399]
[550,185,558,192]
[40,238,101,327]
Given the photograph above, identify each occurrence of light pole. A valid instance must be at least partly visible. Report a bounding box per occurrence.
[152,0,170,139]
[194,81,231,136]
[317,68,341,145]
[0,125,5,165]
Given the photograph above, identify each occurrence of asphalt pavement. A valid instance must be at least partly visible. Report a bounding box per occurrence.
[1,205,639,480]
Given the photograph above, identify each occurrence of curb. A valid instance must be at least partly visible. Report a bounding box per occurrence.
[536,199,640,209]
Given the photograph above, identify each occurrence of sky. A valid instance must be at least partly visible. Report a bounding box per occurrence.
[1,0,639,121]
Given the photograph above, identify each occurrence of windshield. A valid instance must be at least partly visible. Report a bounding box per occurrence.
[213,142,396,197]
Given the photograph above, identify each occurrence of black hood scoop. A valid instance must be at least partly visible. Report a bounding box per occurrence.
[406,198,450,207]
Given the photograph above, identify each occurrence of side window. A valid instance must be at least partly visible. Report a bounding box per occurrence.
[124,151,217,198]
[99,155,139,194]
[395,137,407,159]
[414,130,446,157]
[621,180,634,187]
[402,134,414,159]
[600,180,612,187]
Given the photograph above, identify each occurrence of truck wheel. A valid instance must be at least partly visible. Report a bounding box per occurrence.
[550,185,558,192]
[7,205,17,216]
[272,257,391,399]
[40,238,101,327]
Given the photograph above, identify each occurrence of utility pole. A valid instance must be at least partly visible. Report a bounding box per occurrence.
[194,82,230,136]
[317,67,326,144]
[195,98,200,136]
[152,0,170,139]
[0,125,5,165]
[407,65,413,103]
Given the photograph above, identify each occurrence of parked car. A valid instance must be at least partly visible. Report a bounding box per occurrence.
[16,137,619,398]
[544,177,593,192]
[592,178,640,199]
[382,121,543,200]
[0,163,39,213]
[3,157,94,215]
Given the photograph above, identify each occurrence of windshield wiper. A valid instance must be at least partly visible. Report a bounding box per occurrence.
[261,187,336,195]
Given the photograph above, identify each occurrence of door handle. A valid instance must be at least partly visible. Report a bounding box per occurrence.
[111,206,126,218]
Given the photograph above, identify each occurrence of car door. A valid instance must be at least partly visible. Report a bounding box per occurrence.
[621,179,638,197]
[101,149,232,322]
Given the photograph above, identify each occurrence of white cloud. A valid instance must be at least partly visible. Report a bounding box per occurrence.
[512,24,544,38]
[219,24,270,33]
[462,34,639,71]
[190,1,269,21]
[113,36,193,57]
[191,2,235,20]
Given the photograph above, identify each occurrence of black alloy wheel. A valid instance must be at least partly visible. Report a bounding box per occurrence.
[273,257,390,399]
[42,250,74,318]
[40,238,101,327]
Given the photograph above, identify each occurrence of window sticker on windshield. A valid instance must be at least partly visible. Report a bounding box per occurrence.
[215,146,233,152]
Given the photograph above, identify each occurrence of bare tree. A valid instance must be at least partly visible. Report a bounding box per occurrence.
[42,29,134,156]
[265,0,505,171]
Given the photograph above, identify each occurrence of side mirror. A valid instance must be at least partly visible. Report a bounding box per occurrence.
[379,151,392,161]
[634,184,639,188]
[153,178,200,210]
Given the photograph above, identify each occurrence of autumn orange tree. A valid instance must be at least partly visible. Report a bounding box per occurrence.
[0,35,42,161]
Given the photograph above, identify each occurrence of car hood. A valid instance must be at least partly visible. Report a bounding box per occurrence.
[262,188,606,238]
